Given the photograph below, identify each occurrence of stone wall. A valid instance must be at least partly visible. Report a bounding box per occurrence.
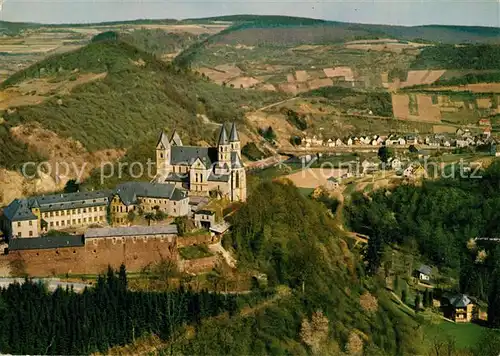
[7,236,177,276]
[178,256,217,274]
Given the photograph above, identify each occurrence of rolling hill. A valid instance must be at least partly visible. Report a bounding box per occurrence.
[174,16,500,67]
[0,20,40,35]
[0,35,285,168]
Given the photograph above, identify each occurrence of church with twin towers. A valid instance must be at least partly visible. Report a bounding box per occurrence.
[155,123,247,202]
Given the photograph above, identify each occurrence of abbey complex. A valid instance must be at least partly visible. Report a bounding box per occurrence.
[0,124,246,275]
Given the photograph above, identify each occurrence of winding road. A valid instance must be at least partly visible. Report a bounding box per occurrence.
[0,277,91,292]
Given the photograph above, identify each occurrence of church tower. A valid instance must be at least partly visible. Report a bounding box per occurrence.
[229,122,241,157]
[230,154,246,202]
[156,131,171,177]
[169,130,183,146]
[217,125,231,164]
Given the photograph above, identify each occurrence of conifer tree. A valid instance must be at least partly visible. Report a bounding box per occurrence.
[414,294,421,312]
[119,264,128,292]
[422,290,428,308]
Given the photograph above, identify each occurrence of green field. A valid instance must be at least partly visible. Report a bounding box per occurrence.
[424,321,493,350]
[178,245,213,260]
[297,187,314,196]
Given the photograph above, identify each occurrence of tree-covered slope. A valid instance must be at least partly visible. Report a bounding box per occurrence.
[174,16,500,68]
[410,44,500,70]
[0,37,285,160]
[1,37,163,88]
[170,181,424,355]
[0,21,40,35]
[346,161,500,271]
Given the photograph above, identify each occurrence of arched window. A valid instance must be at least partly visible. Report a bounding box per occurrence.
[236,171,240,188]
[195,173,198,183]
[200,173,203,182]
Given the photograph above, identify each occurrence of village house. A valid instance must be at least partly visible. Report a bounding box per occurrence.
[327,138,335,147]
[209,220,231,238]
[385,135,398,146]
[389,158,402,170]
[405,135,418,145]
[425,136,440,147]
[415,264,432,284]
[156,123,247,202]
[403,163,425,178]
[194,210,216,229]
[361,160,378,175]
[483,127,492,139]
[326,176,340,190]
[478,118,491,126]
[442,294,474,323]
[403,166,413,177]
[335,138,344,146]
[311,135,324,146]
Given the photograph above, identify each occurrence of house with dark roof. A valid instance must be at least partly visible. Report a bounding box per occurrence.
[442,294,475,323]
[415,264,433,284]
[155,123,246,202]
[110,182,189,225]
[326,176,340,190]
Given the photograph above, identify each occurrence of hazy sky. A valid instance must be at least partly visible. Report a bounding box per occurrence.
[1,0,499,27]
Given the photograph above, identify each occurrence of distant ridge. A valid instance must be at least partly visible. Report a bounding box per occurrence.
[0,14,498,35]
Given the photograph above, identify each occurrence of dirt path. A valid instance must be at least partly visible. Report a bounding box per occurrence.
[390,291,416,315]
[240,293,283,317]
[0,277,91,292]
[208,241,237,268]
[246,154,287,170]
[256,97,299,112]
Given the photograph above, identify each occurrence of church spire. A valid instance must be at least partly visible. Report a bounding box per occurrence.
[169,130,183,146]
[156,130,170,149]
[229,122,240,142]
[218,125,229,146]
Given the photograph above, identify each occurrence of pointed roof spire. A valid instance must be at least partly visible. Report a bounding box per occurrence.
[169,130,183,146]
[229,122,240,142]
[231,152,244,168]
[156,131,170,149]
[218,124,229,146]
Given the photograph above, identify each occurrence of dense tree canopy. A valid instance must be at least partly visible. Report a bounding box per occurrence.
[213,181,423,355]
[346,160,500,270]
[0,266,237,354]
